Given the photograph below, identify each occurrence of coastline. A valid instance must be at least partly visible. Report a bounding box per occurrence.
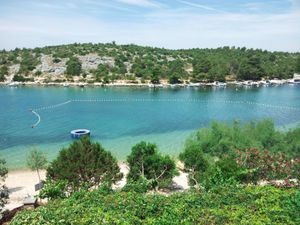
[0,78,296,88]
[4,162,188,211]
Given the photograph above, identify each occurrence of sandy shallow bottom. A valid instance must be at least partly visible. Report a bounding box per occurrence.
[4,163,188,210]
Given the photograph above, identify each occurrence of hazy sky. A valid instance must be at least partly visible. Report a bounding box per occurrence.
[0,0,300,51]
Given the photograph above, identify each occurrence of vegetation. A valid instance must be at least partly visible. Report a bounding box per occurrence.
[0,66,8,81]
[0,43,299,83]
[12,75,34,82]
[179,144,209,187]
[11,185,300,224]
[0,158,8,218]
[26,149,47,182]
[179,120,300,189]
[127,141,178,190]
[66,56,82,76]
[47,137,122,192]
[8,119,300,224]
[183,119,300,158]
[18,51,39,75]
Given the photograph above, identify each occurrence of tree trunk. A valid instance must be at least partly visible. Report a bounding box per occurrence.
[36,168,41,183]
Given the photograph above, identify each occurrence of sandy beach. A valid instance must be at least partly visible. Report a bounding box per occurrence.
[4,170,46,210]
[4,164,188,211]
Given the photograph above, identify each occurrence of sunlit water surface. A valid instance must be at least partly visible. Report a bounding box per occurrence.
[1,85,300,169]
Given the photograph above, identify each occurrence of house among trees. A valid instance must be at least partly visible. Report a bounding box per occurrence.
[293,73,300,80]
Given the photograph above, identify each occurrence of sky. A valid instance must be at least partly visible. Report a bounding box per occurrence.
[0,0,300,51]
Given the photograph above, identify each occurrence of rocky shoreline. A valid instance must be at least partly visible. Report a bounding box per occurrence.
[1,78,298,88]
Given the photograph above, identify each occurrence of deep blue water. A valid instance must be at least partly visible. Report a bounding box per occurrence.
[1,85,300,168]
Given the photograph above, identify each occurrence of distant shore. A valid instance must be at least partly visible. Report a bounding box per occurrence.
[0,78,297,88]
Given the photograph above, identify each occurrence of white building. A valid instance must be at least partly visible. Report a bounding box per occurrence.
[294,73,300,80]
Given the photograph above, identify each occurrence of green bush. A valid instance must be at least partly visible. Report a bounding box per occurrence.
[179,143,210,187]
[47,137,123,192]
[12,75,33,82]
[0,158,8,218]
[66,57,82,76]
[11,186,300,224]
[38,179,68,200]
[19,52,39,75]
[184,119,297,157]
[127,141,178,190]
[0,66,8,81]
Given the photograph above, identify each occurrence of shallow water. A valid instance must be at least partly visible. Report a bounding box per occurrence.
[1,85,300,169]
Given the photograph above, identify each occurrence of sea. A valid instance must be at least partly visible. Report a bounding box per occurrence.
[1,84,300,169]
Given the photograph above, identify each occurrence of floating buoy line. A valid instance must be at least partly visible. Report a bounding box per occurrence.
[29,98,300,128]
[29,109,41,128]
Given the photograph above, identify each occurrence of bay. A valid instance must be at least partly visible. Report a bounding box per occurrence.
[0,85,300,169]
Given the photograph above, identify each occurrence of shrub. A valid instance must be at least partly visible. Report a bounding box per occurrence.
[52,58,61,63]
[10,186,300,224]
[66,57,82,76]
[184,119,296,157]
[47,137,123,192]
[12,75,33,82]
[38,179,68,200]
[19,52,39,75]
[127,141,178,190]
[179,142,209,187]
[0,66,8,81]
[235,148,300,183]
[26,149,47,182]
[0,158,8,218]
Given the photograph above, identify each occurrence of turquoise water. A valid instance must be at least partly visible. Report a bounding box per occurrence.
[1,85,300,169]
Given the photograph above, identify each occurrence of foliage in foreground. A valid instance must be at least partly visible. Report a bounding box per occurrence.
[179,119,300,189]
[126,141,178,190]
[47,137,123,192]
[185,119,300,158]
[26,149,47,182]
[11,185,300,225]
[0,158,8,218]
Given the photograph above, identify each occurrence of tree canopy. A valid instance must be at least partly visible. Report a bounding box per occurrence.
[183,119,299,157]
[47,137,122,191]
[0,43,299,83]
[127,141,178,189]
[66,56,82,76]
[26,149,47,182]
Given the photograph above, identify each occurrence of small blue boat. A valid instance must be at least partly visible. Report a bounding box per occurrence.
[70,129,90,139]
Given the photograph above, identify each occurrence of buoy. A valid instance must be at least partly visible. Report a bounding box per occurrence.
[70,129,90,139]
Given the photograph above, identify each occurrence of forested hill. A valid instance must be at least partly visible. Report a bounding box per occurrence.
[0,43,299,84]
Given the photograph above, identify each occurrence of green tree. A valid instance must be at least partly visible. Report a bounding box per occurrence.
[19,51,39,75]
[193,58,211,74]
[47,137,122,191]
[150,74,160,84]
[66,57,82,76]
[0,66,8,82]
[179,143,209,187]
[168,74,181,84]
[95,64,109,81]
[201,158,241,190]
[238,55,264,80]
[127,141,178,190]
[26,149,47,182]
[296,56,300,73]
[0,158,8,217]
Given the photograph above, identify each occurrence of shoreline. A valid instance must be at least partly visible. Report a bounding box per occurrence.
[0,78,297,88]
[4,162,188,211]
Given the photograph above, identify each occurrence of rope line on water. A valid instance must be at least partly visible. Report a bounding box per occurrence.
[29,109,41,128]
[29,98,300,128]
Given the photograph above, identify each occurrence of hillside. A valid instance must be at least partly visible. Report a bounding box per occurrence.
[0,43,299,84]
